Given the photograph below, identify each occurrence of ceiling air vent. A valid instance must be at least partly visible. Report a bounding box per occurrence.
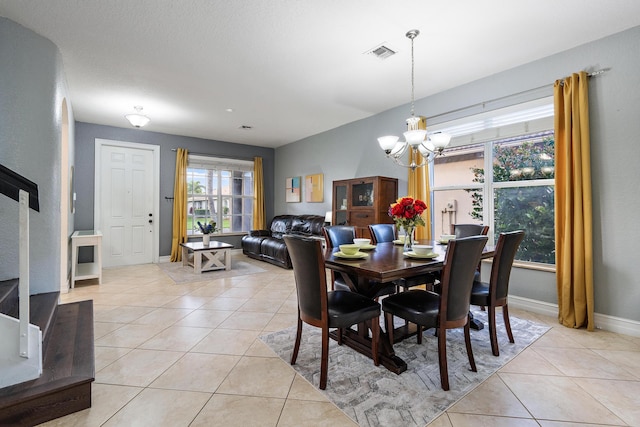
[365,44,396,60]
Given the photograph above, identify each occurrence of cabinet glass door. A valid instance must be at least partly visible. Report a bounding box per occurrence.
[352,182,374,207]
[334,184,348,225]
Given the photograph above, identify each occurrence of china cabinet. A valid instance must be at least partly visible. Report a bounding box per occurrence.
[331,176,398,238]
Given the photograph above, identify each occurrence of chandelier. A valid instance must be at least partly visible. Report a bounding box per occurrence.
[377,30,451,170]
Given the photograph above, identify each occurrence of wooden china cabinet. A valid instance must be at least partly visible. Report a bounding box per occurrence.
[331,176,398,238]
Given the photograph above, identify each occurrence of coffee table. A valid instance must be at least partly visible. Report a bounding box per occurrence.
[180,241,233,273]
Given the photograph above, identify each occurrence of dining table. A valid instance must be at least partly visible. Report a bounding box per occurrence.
[324,239,495,374]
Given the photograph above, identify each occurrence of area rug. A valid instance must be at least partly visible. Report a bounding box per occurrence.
[261,309,549,427]
[158,253,266,283]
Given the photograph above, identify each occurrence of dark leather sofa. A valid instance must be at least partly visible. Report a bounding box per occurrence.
[241,214,326,269]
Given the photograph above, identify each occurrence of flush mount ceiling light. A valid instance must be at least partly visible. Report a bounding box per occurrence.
[125,106,151,128]
[377,30,451,170]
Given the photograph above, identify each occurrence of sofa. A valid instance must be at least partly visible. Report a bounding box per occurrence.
[241,214,326,269]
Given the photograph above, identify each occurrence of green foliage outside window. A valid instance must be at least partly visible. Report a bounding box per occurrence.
[467,137,556,264]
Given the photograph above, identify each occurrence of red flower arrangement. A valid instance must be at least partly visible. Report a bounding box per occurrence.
[389,197,427,229]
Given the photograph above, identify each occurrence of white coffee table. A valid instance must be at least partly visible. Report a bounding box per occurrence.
[180,241,234,273]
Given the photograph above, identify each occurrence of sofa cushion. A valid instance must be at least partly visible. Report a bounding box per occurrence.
[291,215,325,236]
[270,215,294,240]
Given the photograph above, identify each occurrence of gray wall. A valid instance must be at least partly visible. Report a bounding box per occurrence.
[74,122,275,256]
[0,17,72,294]
[275,26,640,322]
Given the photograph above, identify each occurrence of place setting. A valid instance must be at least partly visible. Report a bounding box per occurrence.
[353,238,376,250]
[403,244,439,260]
[333,243,369,259]
[437,234,455,245]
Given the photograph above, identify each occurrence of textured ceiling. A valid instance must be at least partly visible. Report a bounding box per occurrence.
[2,1,640,148]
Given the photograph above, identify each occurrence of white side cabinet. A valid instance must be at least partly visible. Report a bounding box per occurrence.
[71,230,102,288]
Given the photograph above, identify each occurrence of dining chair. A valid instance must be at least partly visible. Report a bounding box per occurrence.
[470,230,525,356]
[323,225,396,299]
[368,223,437,293]
[368,223,396,244]
[283,235,381,390]
[382,235,488,390]
[451,223,490,238]
[322,225,357,291]
[451,223,490,283]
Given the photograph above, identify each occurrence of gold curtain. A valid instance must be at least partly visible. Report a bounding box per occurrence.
[407,116,432,240]
[170,148,188,262]
[408,151,432,241]
[253,156,266,230]
[554,71,594,331]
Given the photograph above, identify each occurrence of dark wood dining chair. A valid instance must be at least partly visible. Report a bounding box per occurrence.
[382,235,488,390]
[368,223,396,244]
[322,225,356,291]
[283,235,381,389]
[450,223,490,288]
[451,223,490,238]
[470,230,525,356]
[323,225,396,299]
[368,223,437,292]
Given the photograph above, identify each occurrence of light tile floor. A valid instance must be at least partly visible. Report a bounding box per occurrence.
[43,252,640,427]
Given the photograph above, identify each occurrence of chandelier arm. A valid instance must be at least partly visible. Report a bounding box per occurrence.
[388,147,430,170]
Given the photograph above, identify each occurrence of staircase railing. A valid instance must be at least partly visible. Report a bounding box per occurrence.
[0,164,40,360]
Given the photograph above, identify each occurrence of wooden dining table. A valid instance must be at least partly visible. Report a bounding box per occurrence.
[324,240,495,374]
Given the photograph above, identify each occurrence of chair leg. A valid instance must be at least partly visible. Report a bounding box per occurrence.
[488,305,499,356]
[337,328,343,346]
[464,317,477,373]
[370,318,380,366]
[291,315,302,365]
[384,311,394,345]
[437,327,449,391]
[320,326,329,390]
[417,325,423,344]
[503,304,515,343]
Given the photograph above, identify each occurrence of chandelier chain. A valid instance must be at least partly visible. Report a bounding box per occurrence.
[410,34,415,117]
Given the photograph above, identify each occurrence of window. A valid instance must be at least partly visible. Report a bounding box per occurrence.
[186,155,254,235]
[430,99,555,265]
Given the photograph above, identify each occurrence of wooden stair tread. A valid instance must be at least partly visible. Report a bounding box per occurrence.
[28,292,59,348]
[0,300,95,426]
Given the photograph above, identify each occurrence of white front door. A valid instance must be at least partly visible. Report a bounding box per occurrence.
[96,140,159,267]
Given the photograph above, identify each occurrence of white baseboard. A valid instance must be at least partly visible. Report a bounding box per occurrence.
[509,295,640,338]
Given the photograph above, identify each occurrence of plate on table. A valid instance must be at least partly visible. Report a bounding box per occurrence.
[334,251,368,259]
[404,251,438,259]
[393,239,406,245]
[358,244,377,250]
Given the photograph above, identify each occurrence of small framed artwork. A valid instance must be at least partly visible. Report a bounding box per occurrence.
[285,176,301,203]
[305,173,324,202]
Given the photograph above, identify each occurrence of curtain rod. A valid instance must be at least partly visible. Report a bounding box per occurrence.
[170,148,254,162]
[428,68,609,123]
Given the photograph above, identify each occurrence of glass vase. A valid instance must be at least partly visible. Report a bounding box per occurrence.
[402,226,414,252]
